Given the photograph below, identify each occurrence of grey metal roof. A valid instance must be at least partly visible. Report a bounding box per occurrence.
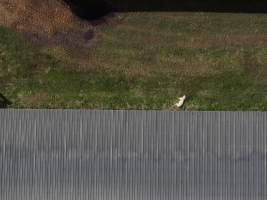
[0,110,266,200]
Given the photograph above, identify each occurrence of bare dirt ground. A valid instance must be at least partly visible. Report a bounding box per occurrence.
[0,0,116,51]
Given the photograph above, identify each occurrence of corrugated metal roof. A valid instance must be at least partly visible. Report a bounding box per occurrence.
[0,110,266,199]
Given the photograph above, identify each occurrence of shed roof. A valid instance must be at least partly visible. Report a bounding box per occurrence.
[0,110,266,199]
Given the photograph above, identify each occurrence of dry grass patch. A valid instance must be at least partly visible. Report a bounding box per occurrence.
[17,92,50,107]
[0,0,75,36]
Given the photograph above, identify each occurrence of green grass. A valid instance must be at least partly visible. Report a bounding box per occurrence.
[1,12,267,110]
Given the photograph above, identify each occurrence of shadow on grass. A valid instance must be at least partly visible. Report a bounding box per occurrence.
[112,0,267,13]
[0,93,12,108]
[65,0,267,21]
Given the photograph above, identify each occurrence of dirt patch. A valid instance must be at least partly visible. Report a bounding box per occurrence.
[0,0,74,35]
[0,0,117,51]
[84,30,95,41]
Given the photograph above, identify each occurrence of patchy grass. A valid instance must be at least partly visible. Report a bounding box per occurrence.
[1,12,267,110]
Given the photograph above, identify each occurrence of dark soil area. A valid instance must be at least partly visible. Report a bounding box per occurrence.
[65,0,114,20]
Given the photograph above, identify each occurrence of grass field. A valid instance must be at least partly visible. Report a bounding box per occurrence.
[1,12,267,110]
